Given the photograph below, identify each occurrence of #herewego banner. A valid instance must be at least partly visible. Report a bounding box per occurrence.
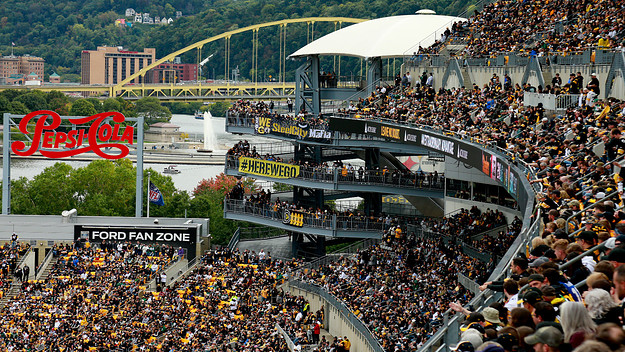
[10,110,135,160]
[238,157,300,179]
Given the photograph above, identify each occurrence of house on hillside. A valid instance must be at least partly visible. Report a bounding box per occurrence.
[125,8,136,17]
[49,72,60,83]
[142,13,150,22]
[134,14,142,23]
[176,11,182,18]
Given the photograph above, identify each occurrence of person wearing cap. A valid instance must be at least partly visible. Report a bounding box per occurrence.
[542,268,582,302]
[574,231,599,271]
[529,257,550,271]
[528,274,546,289]
[519,287,544,314]
[524,326,564,352]
[460,328,485,350]
[606,247,625,268]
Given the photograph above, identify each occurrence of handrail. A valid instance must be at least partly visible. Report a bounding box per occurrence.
[559,242,606,271]
[168,256,199,287]
[565,190,620,233]
[35,248,55,279]
[227,227,241,251]
[289,279,385,352]
[226,155,446,191]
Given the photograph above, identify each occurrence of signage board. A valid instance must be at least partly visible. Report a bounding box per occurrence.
[74,224,199,259]
[328,117,525,208]
[238,157,300,179]
[11,110,135,160]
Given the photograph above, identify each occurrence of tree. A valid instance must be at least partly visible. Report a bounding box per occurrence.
[70,99,97,116]
[16,91,48,111]
[10,163,75,214]
[85,98,104,113]
[7,101,29,114]
[102,98,123,112]
[134,97,171,122]
[208,101,231,117]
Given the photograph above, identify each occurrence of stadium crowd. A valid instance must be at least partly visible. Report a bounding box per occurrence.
[0,242,345,351]
[418,0,625,57]
[0,241,30,297]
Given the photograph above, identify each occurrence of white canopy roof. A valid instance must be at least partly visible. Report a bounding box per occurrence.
[290,14,466,59]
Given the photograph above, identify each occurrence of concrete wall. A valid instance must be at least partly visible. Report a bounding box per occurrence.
[444,196,522,224]
[285,283,378,352]
[403,61,622,100]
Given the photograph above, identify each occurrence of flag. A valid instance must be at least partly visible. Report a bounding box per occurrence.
[149,181,165,206]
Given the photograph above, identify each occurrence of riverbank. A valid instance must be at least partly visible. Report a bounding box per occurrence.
[1,149,226,165]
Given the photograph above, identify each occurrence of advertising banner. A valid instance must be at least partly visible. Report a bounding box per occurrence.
[11,110,135,160]
[254,115,331,141]
[328,117,523,205]
[75,224,199,260]
[75,225,197,244]
[238,157,300,179]
[282,209,304,227]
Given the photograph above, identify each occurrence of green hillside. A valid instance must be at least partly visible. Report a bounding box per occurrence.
[0,0,474,82]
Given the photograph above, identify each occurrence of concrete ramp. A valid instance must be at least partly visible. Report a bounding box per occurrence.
[404,195,444,217]
[237,235,293,260]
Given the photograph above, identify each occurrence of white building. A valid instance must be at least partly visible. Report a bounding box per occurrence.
[125,8,136,17]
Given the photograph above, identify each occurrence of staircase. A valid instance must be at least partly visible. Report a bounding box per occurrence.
[0,281,22,309]
[36,256,58,281]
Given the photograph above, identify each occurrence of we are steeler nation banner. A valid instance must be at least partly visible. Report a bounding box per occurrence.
[238,157,300,179]
[254,115,331,141]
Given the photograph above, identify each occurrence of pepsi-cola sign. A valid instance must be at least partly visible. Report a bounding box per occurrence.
[11,110,135,159]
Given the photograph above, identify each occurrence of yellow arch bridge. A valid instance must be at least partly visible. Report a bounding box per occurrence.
[2,17,366,102]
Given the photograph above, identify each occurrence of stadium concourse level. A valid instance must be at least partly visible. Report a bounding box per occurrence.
[226,140,445,189]
[416,0,625,57]
[0,242,30,298]
[0,241,349,351]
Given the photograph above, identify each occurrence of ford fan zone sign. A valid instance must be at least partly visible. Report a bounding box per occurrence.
[11,110,135,159]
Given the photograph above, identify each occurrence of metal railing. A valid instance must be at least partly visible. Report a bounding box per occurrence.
[565,190,620,234]
[226,156,446,191]
[226,113,539,351]
[168,255,199,287]
[289,279,385,352]
[227,228,241,252]
[224,199,385,234]
[35,248,55,279]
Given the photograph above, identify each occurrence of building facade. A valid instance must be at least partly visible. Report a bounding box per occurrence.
[0,55,45,83]
[148,63,198,83]
[81,46,156,85]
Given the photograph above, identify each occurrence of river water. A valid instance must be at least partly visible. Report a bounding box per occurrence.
[0,114,273,194]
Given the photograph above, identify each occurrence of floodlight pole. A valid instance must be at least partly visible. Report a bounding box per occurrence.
[135,116,144,217]
[2,113,11,215]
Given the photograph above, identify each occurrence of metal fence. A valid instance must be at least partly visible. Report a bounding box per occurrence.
[289,279,385,352]
[226,156,445,191]
[224,199,385,234]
